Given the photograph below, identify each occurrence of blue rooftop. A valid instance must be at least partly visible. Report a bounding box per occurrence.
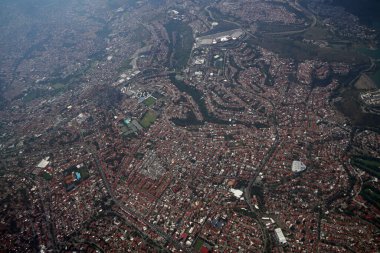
[124,118,131,125]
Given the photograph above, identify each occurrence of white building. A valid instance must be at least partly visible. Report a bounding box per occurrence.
[275,228,287,245]
[36,157,50,168]
[291,160,306,173]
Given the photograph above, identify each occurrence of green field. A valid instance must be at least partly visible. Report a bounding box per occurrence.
[139,110,157,128]
[118,58,133,72]
[303,26,333,41]
[143,96,156,107]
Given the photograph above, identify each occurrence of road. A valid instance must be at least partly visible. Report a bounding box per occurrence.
[244,103,280,253]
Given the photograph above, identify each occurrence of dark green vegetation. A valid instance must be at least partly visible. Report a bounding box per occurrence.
[41,171,53,181]
[108,0,164,9]
[247,36,370,65]
[361,60,380,88]
[21,84,69,102]
[200,6,244,37]
[22,76,78,102]
[360,185,380,210]
[332,0,380,27]
[130,25,151,46]
[169,74,211,120]
[169,74,230,126]
[258,0,310,34]
[193,237,212,252]
[134,152,144,160]
[356,48,380,88]
[351,156,380,179]
[194,238,205,252]
[165,20,194,70]
[334,87,380,129]
[93,86,123,109]
[0,80,7,109]
[370,65,380,88]
[0,0,63,21]
[170,75,259,127]
[171,110,203,126]
[234,208,258,219]
[63,165,90,192]
[107,0,139,9]
[358,47,380,59]
[19,59,101,103]
[64,165,90,180]
[194,237,205,252]
[95,25,111,40]
[211,99,245,112]
[244,32,380,129]
[139,110,157,128]
[21,89,48,103]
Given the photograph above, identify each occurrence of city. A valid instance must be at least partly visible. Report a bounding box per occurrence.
[0,0,379,252]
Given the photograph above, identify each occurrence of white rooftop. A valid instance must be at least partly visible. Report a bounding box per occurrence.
[275,228,287,244]
[37,158,49,168]
[230,188,244,199]
[292,160,306,172]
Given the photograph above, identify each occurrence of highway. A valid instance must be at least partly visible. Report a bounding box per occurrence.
[244,103,280,253]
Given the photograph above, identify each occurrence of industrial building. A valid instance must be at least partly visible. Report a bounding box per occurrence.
[195,29,244,47]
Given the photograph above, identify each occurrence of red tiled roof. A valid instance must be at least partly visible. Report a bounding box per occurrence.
[200,246,209,253]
